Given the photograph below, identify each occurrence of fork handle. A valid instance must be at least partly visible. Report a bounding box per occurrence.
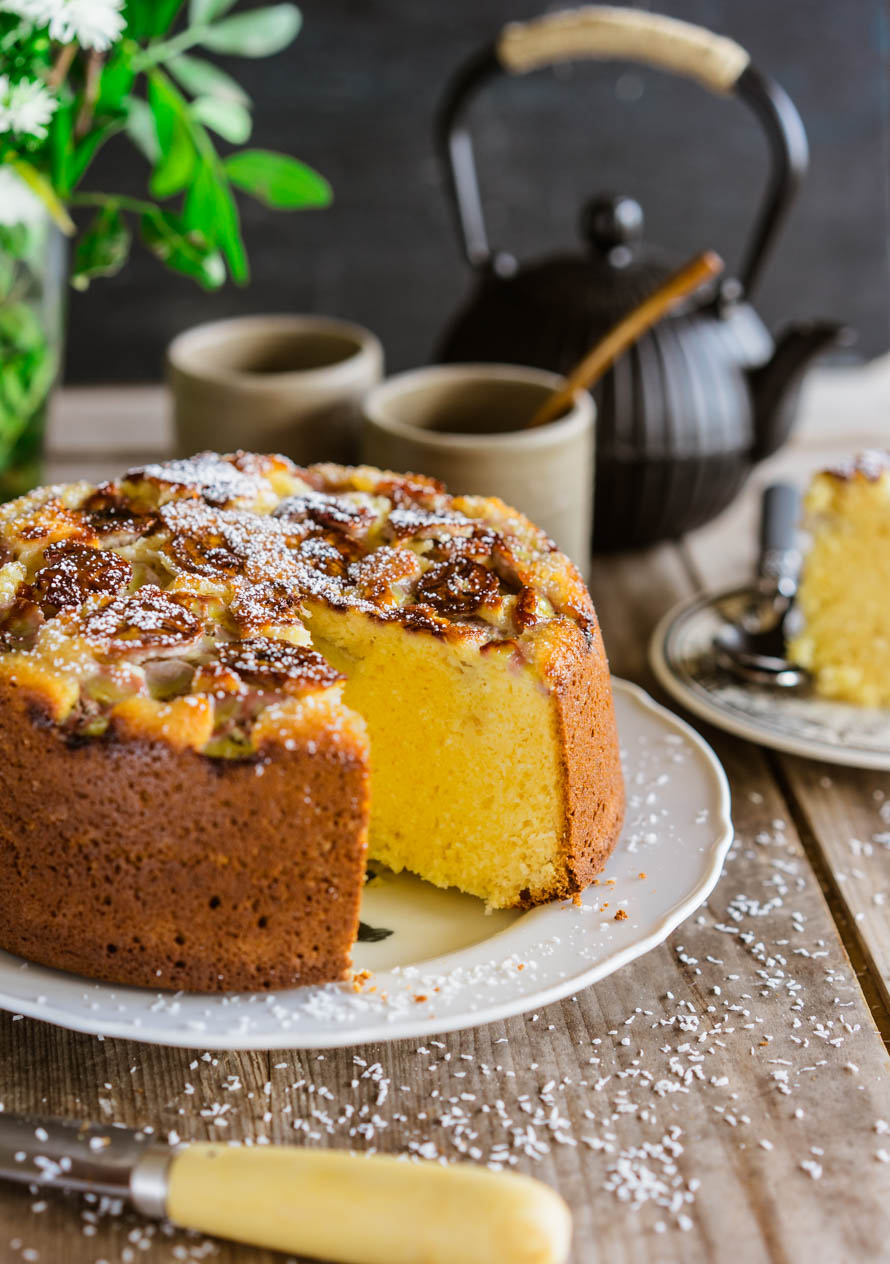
[758,482,801,594]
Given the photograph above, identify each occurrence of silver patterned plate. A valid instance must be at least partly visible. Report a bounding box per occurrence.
[650,587,890,770]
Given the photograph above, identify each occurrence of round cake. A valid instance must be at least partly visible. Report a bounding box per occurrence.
[0,452,624,992]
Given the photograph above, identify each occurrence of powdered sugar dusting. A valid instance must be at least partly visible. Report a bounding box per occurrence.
[825,449,890,482]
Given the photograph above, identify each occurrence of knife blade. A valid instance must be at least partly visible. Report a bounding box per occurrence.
[0,1112,169,1212]
[0,1112,571,1264]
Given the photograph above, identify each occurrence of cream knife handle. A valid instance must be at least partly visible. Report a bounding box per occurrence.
[163,1144,572,1264]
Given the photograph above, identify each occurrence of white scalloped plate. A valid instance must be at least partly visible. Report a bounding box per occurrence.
[0,680,732,1049]
[651,589,890,770]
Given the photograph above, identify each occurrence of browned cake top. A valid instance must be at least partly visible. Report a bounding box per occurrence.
[0,452,594,756]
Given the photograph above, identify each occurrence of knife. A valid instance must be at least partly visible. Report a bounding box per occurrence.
[0,1112,571,1264]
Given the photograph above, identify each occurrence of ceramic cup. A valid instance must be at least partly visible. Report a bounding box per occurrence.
[361,364,595,570]
[167,314,384,464]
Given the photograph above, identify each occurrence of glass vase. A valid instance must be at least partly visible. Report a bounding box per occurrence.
[0,176,66,502]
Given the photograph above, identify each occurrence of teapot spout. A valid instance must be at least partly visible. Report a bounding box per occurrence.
[749,321,852,461]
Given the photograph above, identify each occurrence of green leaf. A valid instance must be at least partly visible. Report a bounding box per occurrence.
[188,0,237,22]
[0,288,56,462]
[48,96,75,196]
[190,96,252,144]
[184,157,247,282]
[96,48,136,115]
[148,71,196,198]
[0,224,28,260]
[224,149,331,209]
[71,206,132,290]
[125,98,160,163]
[197,4,301,57]
[9,160,74,235]
[167,53,250,105]
[0,255,15,303]
[356,921,393,943]
[125,0,185,38]
[140,208,226,288]
[0,302,43,352]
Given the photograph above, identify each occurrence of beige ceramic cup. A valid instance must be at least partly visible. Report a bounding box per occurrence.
[167,314,384,464]
[361,364,595,570]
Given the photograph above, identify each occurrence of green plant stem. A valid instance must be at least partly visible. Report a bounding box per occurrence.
[69,191,158,215]
[47,42,77,90]
[132,27,210,72]
[75,50,105,139]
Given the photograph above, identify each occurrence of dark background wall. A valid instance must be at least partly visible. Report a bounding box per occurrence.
[66,0,890,382]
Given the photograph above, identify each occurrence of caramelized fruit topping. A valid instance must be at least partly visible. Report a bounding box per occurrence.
[166,530,247,580]
[276,491,376,537]
[294,533,363,579]
[15,499,96,546]
[217,636,341,695]
[79,586,203,657]
[414,557,501,616]
[32,543,133,614]
[229,580,304,633]
[0,595,43,650]
[80,485,160,539]
[126,453,267,507]
[348,546,421,605]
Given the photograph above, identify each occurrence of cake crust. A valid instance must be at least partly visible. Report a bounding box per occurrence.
[544,617,625,906]
[0,674,369,992]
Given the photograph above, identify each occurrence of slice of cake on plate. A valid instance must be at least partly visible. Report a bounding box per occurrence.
[789,451,890,707]
[0,452,624,991]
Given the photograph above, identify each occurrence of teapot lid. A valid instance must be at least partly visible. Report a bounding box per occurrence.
[501,194,679,329]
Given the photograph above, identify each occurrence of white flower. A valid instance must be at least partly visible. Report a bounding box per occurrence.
[0,166,46,227]
[0,74,58,140]
[0,0,126,50]
[48,0,126,50]
[0,0,51,21]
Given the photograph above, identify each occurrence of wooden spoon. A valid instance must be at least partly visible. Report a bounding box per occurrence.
[527,249,724,429]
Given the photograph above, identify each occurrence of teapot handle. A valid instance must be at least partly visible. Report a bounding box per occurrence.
[498,8,748,92]
[437,6,807,298]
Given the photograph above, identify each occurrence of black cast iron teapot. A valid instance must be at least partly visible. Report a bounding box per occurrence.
[434,7,848,550]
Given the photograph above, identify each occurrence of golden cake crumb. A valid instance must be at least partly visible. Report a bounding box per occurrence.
[789,452,890,706]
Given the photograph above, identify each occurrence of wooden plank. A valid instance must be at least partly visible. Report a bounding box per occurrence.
[1,541,889,1263]
[588,543,691,686]
[46,385,169,457]
[777,757,890,1012]
[44,455,161,487]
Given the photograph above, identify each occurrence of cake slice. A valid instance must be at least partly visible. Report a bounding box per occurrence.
[788,451,890,707]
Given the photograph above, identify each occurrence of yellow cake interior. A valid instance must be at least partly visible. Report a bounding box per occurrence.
[789,457,890,706]
[306,603,565,908]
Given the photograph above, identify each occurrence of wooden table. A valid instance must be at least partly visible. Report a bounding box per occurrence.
[3,364,890,1263]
